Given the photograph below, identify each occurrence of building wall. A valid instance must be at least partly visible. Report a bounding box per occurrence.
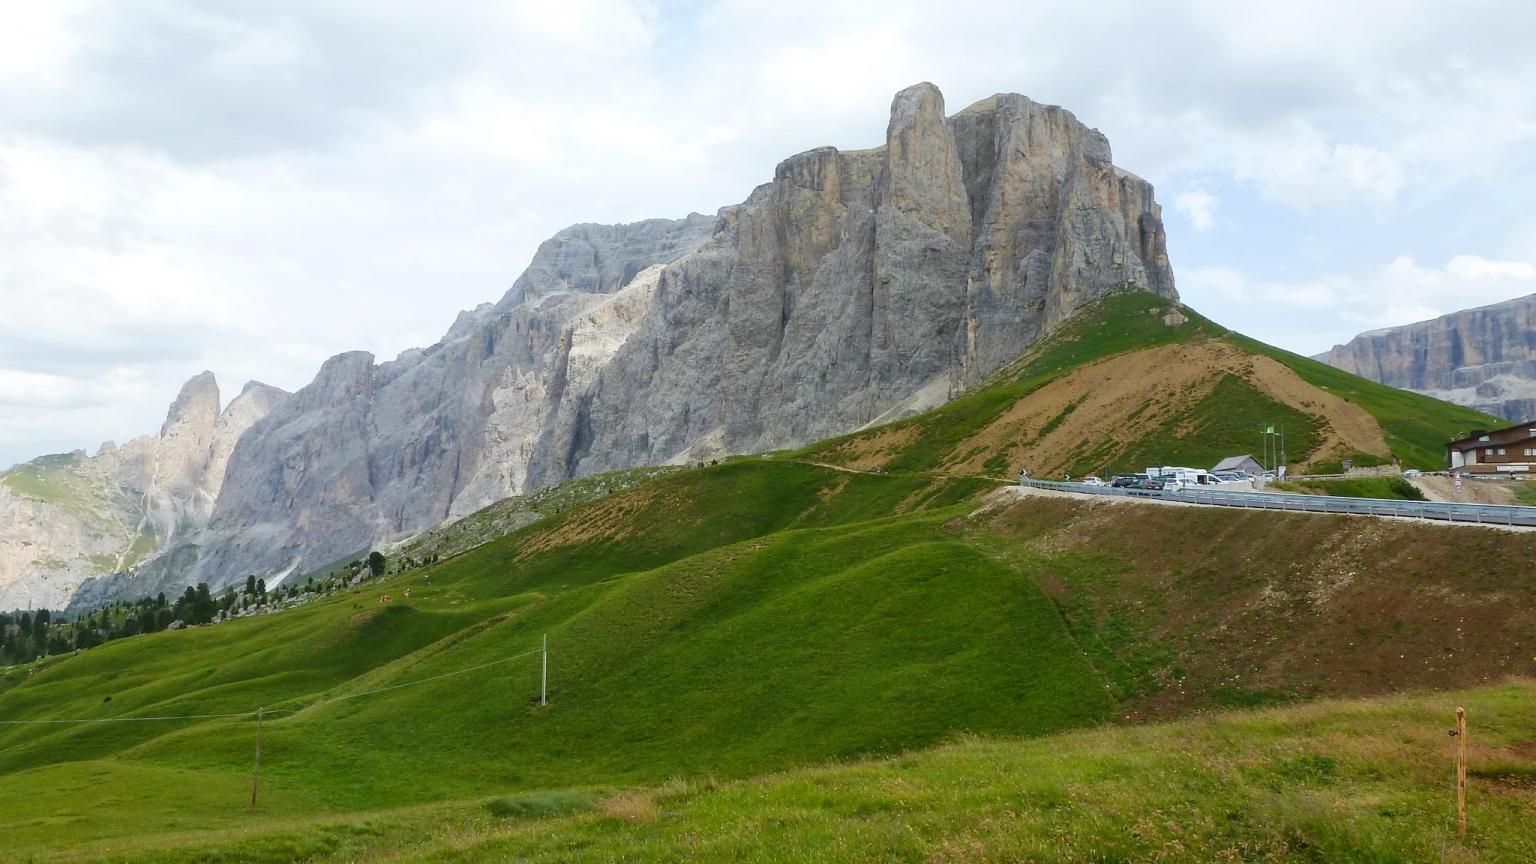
[1448,425,1536,472]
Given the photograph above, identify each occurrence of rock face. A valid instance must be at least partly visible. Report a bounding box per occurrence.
[180,82,1173,593]
[9,83,1176,610]
[1319,294,1536,421]
[0,375,287,609]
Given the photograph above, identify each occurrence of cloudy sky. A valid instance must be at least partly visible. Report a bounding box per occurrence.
[2,0,1534,468]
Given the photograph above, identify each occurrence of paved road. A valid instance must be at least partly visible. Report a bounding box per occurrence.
[1018,479,1536,527]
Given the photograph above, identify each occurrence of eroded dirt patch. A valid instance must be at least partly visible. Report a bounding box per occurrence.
[515,485,671,558]
[942,340,1390,476]
[1412,475,1521,505]
[814,424,923,472]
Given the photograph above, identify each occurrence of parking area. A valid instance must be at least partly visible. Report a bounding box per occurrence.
[1016,478,1536,528]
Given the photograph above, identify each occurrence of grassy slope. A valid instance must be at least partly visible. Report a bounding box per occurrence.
[6,462,1099,851]
[0,453,91,505]
[3,464,1535,859]
[0,294,1521,860]
[972,495,1536,719]
[1,453,160,575]
[393,465,684,567]
[37,683,1536,863]
[1226,331,1498,470]
[801,291,1498,475]
[1273,476,1429,500]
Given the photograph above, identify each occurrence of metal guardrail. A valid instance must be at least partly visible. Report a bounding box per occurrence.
[1018,479,1536,527]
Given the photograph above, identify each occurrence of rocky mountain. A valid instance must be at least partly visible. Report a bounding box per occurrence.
[1318,293,1536,421]
[0,376,287,609]
[8,82,1176,610]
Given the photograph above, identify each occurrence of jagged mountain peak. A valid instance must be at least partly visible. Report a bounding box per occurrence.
[9,83,1178,610]
[159,370,220,437]
[0,368,287,609]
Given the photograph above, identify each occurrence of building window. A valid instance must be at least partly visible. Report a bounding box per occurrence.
[1497,448,1507,455]
[1480,435,1491,441]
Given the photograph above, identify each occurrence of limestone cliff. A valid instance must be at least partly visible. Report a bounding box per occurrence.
[1319,294,1536,421]
[179,82,1173,593]
[0,375,287,609]
[26,82,1174,608]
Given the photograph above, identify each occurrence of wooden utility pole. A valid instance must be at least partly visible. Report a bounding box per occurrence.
[540,634,548,707]
[1455,706,1468,836]
[250,707,264,810]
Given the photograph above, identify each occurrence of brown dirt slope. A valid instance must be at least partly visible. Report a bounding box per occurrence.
[934,340,1390,477]
[959,491,1536,721]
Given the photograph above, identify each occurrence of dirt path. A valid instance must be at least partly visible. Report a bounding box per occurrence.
[1410,475,1520,505]
[798,459,1012,485]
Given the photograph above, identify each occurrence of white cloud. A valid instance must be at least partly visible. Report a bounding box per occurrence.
[1241,135,1404,209]
[1358,255,1536,329]
[0,3,79,82]
[3,0,1536,466]
[1183,266,1347,309]
[1183,255,1536,353]
[1174,187,1219,230]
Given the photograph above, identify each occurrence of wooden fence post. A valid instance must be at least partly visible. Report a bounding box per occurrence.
[250,707,264,811]
[1456,706,1467,837]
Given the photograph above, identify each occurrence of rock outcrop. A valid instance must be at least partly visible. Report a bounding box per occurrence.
[0,375,287,609]
[179,82,1173,593]
[8,83,1176,610]
[1319,294,1536,421]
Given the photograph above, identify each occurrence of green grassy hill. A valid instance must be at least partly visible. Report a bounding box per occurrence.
[0,292,1527,861]
[2,460,1534,860]
[800,291,1497,477]
[70,682,1534,864]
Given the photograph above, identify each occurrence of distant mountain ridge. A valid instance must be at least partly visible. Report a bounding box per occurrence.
[1317,293,1536,421]
[3,81,1177,610]
[0,376,287,609]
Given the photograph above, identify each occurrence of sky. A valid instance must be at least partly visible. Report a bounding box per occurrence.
[2,0,1535,468]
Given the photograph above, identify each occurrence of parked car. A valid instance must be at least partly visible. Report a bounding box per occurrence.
[1081,476,1105,486]
[1137,478,1167,490]
[1110,474,1145,487]
[1403,469,1422,478]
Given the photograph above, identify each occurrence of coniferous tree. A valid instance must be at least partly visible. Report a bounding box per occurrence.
[367,551,387,577]
[191,583,215,624]
[173,587,197,623]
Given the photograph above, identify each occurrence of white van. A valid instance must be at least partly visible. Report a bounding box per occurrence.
[1145,466,1212,488]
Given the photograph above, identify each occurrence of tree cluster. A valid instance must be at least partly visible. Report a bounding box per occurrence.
[1,548,410,666]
